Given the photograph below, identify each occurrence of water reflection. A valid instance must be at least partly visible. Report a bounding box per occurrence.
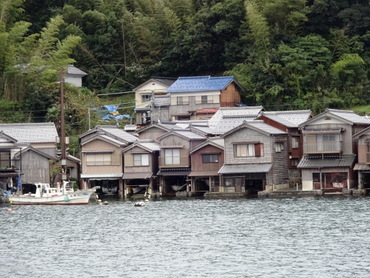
[1,197,370,277]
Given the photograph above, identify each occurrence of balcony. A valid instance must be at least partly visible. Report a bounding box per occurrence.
[158,155,190,168]
[303,141,341,154]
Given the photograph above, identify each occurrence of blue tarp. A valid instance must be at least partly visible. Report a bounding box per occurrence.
[101,105,130,120]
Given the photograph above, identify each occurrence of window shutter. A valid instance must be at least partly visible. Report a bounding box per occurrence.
[255,143,263,157]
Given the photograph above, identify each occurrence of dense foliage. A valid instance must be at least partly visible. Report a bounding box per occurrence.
[0,0,369,133]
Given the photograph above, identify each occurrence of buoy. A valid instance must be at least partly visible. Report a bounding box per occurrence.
[103,201,108,205]
[7,208,14,213]
[134,201,145,207]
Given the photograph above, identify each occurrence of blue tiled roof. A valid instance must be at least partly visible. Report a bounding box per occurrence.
[166,76,235,93]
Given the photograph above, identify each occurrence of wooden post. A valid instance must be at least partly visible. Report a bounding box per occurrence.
[118,179,124,199]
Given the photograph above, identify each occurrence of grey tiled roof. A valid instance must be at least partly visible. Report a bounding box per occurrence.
[208,106,263,128]
[327,109,370,125]
[218,164,272,174]
[173,130,205,140]
[261,110,312,127]
[353,163,370,171]
[99,126,137,143]
[297,154,355,168]
[0,122,58,143]
[157,168,191,176]
[244,121,287,135]
[67,65,87,76]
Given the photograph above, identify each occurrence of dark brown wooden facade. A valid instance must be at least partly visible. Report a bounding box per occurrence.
[189,139,224,195]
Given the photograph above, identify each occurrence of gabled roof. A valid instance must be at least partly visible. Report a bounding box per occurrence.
[134,77,176,91]
[300,109,370,127]
[260,110,312,128]
[80,125,137,145]
[136,122,185,134]
[221,120,286,138]
[158,130,205,142]
[122,140,160,153]
[0,131,18,143]
[353,125,370,139]
[0,122,58,144]
[14,145,55,160]
[190,137,224,154]
[208,106,264,134]
[67,65,87,76]
[166,76,241,93]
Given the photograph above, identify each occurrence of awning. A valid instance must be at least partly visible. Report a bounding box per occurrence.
[188,170,219,177]
[157,168,191,176]
[0,172,20,177]
[218,164,272,174]
[122,172,152,179]
[297,154,355,168]
[81,173,122,180]
[353,163,370,171]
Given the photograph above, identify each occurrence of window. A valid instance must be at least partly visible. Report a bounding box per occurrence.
[235,144,255,157]
[317,134,340,151]
[86,153,111,166]
[133,154,149,166]
[292,137,299,149]
[141,94,151,102]
[234,143,263,157]
[202,154,219,163]
[291,158,299,167]
[0,151,10,168]
[201,96,208,104]
[164,149,180,165]
[176,96,189,105]
[275,142,284,152]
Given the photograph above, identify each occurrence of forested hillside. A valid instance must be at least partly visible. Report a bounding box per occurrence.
[0,0,369,132]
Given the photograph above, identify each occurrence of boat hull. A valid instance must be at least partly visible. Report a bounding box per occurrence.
[10,191,94,205]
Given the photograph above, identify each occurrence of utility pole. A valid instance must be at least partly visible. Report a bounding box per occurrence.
[60,73,67,181]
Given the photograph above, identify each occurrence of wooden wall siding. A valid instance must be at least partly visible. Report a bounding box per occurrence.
[304,122,353,154]
[138,127,167,140]
[270,135,289,185]
[190,139,206,150]
[81,139,123,175]
[159,148,190,167]
[224,128,272,164]
[220,83,241,107]
[191,145,224,172]
[160,135,190,148]
[358,143,369,163]
[20,152,50,184]
[124,146,154,171]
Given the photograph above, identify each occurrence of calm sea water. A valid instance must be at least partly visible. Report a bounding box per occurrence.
[1,197,370,278]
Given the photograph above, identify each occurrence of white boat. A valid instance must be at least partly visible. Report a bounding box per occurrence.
[9,181,96,205]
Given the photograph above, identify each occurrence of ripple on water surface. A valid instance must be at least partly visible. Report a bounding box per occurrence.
[1,197,370,278]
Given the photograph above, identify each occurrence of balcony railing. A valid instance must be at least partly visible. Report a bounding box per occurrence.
[303,141,341,154]
[158,155,189,168]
